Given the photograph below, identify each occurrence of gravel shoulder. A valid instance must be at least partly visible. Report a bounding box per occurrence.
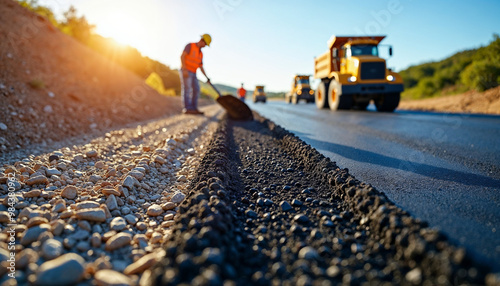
[0,105,222,285]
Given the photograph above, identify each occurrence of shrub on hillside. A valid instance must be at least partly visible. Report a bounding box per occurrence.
[28,79,45,89]
[460,60,500,91]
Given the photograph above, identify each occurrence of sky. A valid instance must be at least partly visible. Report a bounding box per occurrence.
[39,0,500,92]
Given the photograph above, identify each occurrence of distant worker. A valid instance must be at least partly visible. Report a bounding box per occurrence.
[237,83,246,101]
[180,34,212,115]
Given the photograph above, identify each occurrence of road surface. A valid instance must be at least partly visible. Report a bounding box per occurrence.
[247,99,500,270]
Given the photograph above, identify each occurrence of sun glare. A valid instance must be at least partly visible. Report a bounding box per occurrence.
[97,12,144,47]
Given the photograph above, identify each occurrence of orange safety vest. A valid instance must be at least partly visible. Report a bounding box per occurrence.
[238,88,246,98]
[184,43,203,73]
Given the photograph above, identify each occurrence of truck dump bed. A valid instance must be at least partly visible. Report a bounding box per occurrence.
[314,36,386,79]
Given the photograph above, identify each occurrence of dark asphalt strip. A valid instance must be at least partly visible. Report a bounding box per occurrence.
[146,114,491,285]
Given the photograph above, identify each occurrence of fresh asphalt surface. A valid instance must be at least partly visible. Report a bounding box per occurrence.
[246,99,500,271]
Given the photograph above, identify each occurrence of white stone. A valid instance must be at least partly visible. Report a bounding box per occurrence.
[170,192,186,204]
[298,246,319,260]
[166,138,177,146]
[406,268,422,284]
[105,233,132,251]
[36,253,85,285]
[123,175,139,190]
[147,204,163,216]
[46,168,61,176]
[0,123,7,131]
[43,105,53,113]
[124,214,138,225]
[153,155,166,164]
[94,269,132,286]
[75,208,106,222]
[128,170,144,181]
[106,195,118,211]
[110,217,127,231]
[86,150,98,157]
[76,201,100,210]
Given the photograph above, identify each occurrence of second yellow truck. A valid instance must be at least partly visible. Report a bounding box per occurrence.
[314,35,404,112]
[286,75,315,104]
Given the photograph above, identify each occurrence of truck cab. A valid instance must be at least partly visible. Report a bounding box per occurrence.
[253,85,267,103]
[286,75,315,104]
[314,35,404,112]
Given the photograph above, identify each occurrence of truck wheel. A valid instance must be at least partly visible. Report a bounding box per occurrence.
[315,81,329,109]
[375,93,400,112]
[328,80,352,110]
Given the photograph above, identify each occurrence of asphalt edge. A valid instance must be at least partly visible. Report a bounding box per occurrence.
[257,113,493,284]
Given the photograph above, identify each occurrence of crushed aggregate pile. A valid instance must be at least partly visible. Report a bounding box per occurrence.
[147,113,495,285]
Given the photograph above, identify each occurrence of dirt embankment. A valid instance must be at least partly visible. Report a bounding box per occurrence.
[399,86,500,115]
[0,0,182,154]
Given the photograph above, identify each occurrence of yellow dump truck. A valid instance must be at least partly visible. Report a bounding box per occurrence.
[286,75,315,104]
[314,35,403,112]
[253,85,267,103]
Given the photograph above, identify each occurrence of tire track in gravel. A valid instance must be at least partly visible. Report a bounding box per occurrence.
[147,113,494,285]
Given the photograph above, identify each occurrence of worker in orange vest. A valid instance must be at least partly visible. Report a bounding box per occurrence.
[180,34,212,115]
[237,83,246,102]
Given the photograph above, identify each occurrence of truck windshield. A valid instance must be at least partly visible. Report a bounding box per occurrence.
[298,78,309,85]
[350,45,378,56]
[257,88,264,92]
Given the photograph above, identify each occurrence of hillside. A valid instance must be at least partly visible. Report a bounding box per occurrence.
[17,1,181,95]
[398,35,500,115]
[400,35,500,100]
[0,0,182,152]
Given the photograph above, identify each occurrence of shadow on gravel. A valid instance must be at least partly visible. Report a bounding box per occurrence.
[298,136,500,189]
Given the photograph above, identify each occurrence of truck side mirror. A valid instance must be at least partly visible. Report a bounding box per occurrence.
[332,48,338,58]
[389,47,393,56]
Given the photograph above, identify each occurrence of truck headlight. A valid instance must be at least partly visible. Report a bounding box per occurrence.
[297,90,302,95]
[309,90,314,95]
[348,76,357,83]
[386,75,395,82]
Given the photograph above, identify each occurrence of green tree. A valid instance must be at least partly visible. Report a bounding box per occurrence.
[60,6,95,43]
[18,0,58,27]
